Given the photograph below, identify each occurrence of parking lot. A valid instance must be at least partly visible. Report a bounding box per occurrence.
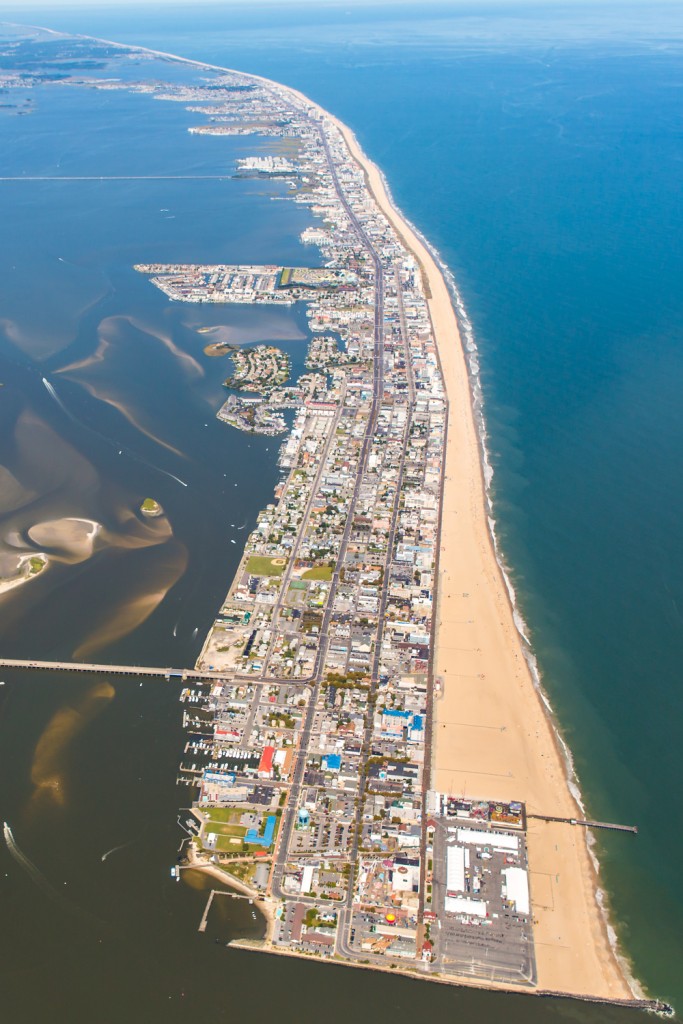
[430,816,537,985]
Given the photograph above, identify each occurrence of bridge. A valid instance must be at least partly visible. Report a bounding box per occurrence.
[0,657,221,683]
[0,175,234,181]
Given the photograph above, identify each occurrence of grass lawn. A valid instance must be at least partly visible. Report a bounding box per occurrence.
[216,835,245,853]
[205,807,243,824]
[205,822,247,838]
[226,862,257,884]
[246,555,287,576]
[302,565,333,581]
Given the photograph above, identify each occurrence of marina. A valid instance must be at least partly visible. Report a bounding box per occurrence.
[0,11,680,1021]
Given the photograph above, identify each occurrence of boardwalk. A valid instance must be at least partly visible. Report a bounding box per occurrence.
[0,657,221,683]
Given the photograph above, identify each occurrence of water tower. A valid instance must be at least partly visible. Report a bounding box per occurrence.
[297,807,311,829]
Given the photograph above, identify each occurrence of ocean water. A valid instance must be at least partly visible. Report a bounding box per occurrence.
[1,1,683,1019]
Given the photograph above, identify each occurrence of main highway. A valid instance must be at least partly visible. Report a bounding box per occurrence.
[270,122,387,904]
[269,122,423,973]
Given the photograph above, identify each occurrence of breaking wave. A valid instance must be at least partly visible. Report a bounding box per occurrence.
[372,162,643,998]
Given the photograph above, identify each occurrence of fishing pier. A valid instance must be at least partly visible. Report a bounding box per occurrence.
[0,657,217,683]
[528,813,638,835]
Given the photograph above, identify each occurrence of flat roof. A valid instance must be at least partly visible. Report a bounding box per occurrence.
[445,896,487,918]
[503,867,530,915]
[455,827,519,853]
[446,844,465,893]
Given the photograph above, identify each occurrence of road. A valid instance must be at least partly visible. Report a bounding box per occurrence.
[269,129,422,973]
[270,124,387,904]
[258,398,345,678]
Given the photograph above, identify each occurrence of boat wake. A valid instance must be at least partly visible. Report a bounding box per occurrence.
[41,376,72,418]
[41,376,188,488]
[3,820,57,895]
[3,821,100,925]
[102,824,147,863]
[101,838,137,862]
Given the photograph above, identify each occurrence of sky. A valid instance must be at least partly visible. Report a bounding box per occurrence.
[2,0,680,7]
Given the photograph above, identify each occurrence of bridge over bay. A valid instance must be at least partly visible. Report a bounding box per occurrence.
[0,657,221,683]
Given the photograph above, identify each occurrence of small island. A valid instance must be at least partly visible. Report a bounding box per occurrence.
[223,345,290,393]
[0,552,47,596]
[140,497,164,518]
[203,340,237,357]
[215,344,293,435]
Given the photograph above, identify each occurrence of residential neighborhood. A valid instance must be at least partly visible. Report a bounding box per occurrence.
[158,65,536,985]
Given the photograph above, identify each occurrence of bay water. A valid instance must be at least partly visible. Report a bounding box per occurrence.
[0,2,682,1018]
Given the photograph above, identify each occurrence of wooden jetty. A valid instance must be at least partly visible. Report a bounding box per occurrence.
[197,888,256,932]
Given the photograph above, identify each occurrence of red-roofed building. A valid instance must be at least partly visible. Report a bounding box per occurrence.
[258,745,275,778]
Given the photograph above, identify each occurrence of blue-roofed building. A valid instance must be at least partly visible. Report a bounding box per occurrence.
[381,708,412,736]
[321,753,341,773]
[245,815,277,848]
[410,714,425,741]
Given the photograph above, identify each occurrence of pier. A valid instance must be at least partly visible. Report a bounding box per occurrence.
[528,814,638,835]
[0,657,221,683]
[197,888,256,932]
[0,175,234,181]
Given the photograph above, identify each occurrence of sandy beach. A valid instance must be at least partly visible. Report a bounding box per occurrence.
[104,37,634,1000]
[184,846,276,942]
[215,63,635,998]
[324,119,634,999]
[0,553,47,596]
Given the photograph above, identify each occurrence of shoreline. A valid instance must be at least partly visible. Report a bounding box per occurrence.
[227,939,658,1013]
[183,846,277,942]
[142,42,635,1002]
[277,87,637,1002]
[311,108,635,1001]
[0,552,48,596]
[20,24,642,1005]
[362,167,644,998]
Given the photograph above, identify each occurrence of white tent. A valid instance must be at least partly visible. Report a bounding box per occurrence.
[502,867,530,915]
[444,896,487,918]
[456,827,519,853]
[446,844,465,893]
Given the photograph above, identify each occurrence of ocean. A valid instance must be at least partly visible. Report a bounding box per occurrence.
[0,1,682,1019]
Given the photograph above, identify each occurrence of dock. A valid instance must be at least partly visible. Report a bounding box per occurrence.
[528,814,638,835]
[197,888,256,932]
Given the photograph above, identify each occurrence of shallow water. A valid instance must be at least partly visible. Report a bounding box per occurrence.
[1,3,682,1018]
